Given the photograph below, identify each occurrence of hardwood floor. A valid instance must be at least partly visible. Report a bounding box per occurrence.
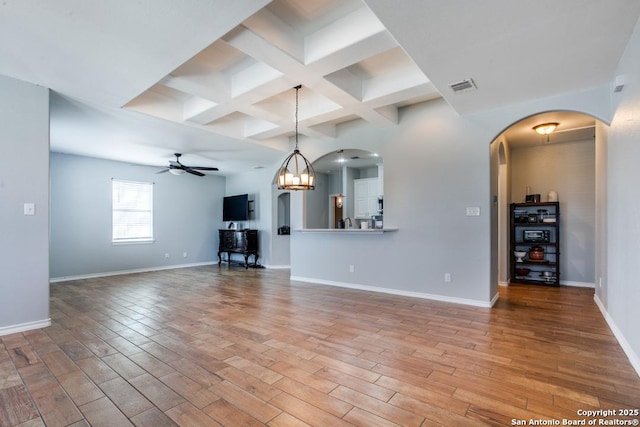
[1,266,639,426]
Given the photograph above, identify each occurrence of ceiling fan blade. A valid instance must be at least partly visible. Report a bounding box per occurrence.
[169,161,181,167]
[156,168,170,174]
[184,168,205,177]
[189,166,219,171]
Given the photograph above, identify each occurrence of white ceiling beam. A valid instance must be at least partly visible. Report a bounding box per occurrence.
[306,30,398,76]
[308,123,337,138]
[183,97,219,121]
[160,74,230,103]
[231,62,283,98]
[362,69,430,102]
[304,7,386,65]
[242,8,305,62]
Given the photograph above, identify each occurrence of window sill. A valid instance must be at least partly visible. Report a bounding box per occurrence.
[112,240,155,245]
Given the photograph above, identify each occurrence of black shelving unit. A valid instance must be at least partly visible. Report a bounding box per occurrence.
[510,202,560,286]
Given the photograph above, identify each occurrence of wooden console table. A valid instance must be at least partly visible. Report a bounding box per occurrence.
[218,229,259,269]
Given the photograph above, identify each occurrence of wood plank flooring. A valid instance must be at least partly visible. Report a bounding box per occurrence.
[1,266,639,426]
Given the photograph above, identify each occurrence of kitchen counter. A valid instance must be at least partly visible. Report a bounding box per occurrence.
[294,228,398,234]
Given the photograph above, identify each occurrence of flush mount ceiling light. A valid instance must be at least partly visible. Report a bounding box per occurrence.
[277,85,316,191]
[533,123,559,135]
[533,122,559,142]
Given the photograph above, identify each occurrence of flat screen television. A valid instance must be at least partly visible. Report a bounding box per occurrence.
[223,194,249,221]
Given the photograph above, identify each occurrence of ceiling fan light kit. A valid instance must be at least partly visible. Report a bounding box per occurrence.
[277,85,316,191]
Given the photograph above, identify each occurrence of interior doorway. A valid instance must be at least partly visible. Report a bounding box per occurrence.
[329,195,343,228]
[494,111,600,288]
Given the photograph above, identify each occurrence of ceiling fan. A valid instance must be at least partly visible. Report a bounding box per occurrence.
[157,153,219,176]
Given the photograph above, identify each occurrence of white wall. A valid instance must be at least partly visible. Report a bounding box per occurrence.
[0,76,50,334]
[510,139,596,285]
[50,153,225,279]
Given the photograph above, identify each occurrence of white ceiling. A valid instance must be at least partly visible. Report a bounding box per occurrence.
[2,0,639,174]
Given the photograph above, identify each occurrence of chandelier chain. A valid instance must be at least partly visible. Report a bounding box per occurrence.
[294,84,301,149]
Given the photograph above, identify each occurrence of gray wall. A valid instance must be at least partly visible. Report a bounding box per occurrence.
[510,139,596,284]
[305,172,329,228]
[605,15,640,372]
[291,98,494,305]
[225,168,277,267]
[50,153,225,279]
[0,76,50,332]
[272,190,291,268]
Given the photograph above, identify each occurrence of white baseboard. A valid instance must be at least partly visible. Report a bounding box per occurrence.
[50,261,218,283]
[506,279,595,288]
[0,318,51,337]
[290,276,494,308]
[593,294,640,378]
[264,265,290,269]
[561,280,595,288]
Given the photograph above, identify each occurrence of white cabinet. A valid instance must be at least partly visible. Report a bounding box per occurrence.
[354,177,380,219]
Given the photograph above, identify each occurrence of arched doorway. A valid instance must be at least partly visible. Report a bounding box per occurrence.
[493,111,604,288]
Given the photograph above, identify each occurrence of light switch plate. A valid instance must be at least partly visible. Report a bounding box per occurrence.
[466,207,480,216]
[24,203,35,216]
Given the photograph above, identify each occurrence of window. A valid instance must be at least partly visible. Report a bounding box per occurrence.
[112,179,153,243]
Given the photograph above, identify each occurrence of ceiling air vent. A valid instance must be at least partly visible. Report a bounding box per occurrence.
[449,78,477,94]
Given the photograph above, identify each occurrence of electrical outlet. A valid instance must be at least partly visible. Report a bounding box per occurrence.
[183,252,187,258]
[466,207,480,216]
[165,253,170,259]
[444,273,452,283]
[349,265,355,273]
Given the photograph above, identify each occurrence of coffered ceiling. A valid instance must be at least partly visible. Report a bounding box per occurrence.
[124,0,438,154]
[1,0,639,174]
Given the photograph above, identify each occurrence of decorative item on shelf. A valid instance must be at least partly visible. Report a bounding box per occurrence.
[529,245,545,261]
[514,209,528,223]
[525,194,541,203]
[540,271,556,282]
[547,190,558,202]
[515,267,531,276]
[277,85,316,191]
[537,209,548,222]
[514,251,527,262]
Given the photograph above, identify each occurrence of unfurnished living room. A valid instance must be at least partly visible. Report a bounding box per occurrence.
[1,1,640,426]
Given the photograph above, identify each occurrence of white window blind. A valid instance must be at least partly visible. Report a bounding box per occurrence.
[112,179,154,243]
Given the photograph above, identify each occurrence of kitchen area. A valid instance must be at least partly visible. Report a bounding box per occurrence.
[304,149,384,231]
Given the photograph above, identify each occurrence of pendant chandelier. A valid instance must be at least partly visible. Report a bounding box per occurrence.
[277,85,316,190]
